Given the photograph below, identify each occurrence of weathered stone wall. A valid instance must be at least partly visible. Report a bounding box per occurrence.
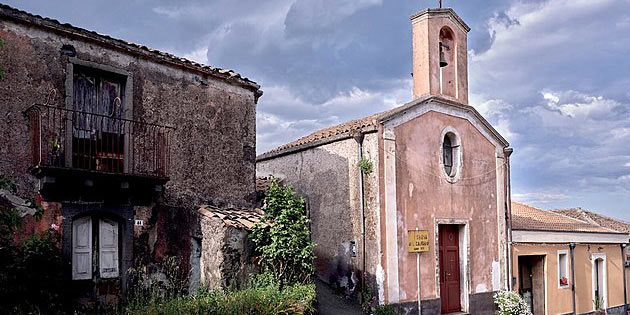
[257,133,381,297]
[0,8,259,305]
[199,215,257,290]
[0,16,259,209]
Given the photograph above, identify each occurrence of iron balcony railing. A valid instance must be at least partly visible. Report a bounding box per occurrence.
[24,104,174,178]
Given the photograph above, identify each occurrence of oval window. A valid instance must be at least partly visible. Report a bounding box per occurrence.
[441,130,461,180]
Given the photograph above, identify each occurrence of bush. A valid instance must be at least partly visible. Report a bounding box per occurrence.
[250,179,315,285]
[494,290,532,315]
[122,279,316,315]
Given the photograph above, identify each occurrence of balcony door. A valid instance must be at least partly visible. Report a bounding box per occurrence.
[71,67,126,173]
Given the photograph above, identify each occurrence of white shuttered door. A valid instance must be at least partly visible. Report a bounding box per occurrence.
[99,219,119,278]
[72,217,92,280]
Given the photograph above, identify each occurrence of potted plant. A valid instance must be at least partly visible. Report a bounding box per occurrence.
[50,138,61,166]
[593,295,605,315]
[559,276,568,286]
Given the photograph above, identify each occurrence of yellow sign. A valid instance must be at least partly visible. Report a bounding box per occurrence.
[408,230,429,253]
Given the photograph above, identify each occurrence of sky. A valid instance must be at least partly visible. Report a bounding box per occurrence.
[4,0,630,219]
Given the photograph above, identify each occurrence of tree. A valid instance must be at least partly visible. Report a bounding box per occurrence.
[250,179,315,284]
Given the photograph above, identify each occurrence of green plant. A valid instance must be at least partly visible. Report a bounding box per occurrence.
[127,255,190,306]
[0,173,17,193]
[372,304,403,315]
[50,138,61,153]
[494,290,532,315]
[593,294,604,312]
[250,179,315,285]
[358,157,373,174]
[121,280,316,315]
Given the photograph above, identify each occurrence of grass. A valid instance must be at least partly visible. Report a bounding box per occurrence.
[121,282,316,315]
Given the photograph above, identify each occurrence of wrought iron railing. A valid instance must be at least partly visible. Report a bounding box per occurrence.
[24,104,173,178]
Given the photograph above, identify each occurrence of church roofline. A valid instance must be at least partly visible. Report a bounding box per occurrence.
[409,8,471,33]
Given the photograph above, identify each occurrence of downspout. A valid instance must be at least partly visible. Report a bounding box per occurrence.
[354,132,367,299]
[570,243,577,314]
[622,244,628,312]
[504,147,513,290]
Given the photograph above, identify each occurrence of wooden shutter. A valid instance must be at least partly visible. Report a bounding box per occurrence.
[99,219,119,278]
[72,216,92,280]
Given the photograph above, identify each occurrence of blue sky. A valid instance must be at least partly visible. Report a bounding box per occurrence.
[5,0,630,219]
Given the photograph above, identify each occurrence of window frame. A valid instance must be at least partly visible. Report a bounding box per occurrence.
[71,214,122,281]
[557,250,569,288]
[439,127,462,183]
[64,58,133,171]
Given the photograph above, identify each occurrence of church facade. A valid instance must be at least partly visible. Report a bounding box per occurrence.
[257,8,512,314]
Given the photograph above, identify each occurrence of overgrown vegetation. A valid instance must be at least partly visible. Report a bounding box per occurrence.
[0,174,67,314]
[494,290,532,315]
[250,179,315,285]
[122,273,316,315]
[358,157,373,175]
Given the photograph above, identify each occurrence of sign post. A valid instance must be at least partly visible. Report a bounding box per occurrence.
[408,229,429,315]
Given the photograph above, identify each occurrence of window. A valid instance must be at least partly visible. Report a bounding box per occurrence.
[441,129,461,181]
[72,66,127,173]
[558,251,569,287]
[443,134,453,175]
[72,216,120,280]
[592,254,607,310]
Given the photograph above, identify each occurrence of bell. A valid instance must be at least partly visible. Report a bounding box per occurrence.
[440,47,448,67]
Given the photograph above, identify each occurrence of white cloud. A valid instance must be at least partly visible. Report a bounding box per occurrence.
[181,46,208,65]
[257,80,411,153]
[513,191,570,205]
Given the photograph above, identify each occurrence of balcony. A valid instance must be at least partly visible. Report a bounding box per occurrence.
[24,104,173,183]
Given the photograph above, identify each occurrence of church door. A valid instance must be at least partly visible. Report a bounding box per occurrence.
[439,224,461,313]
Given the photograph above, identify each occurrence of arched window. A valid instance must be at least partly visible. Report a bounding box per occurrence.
[443,134,453,176]
[441,129,461,181]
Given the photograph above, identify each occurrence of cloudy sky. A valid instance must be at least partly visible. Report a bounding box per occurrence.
[5,0,630,218]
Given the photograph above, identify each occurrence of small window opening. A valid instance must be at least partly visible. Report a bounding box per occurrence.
[558,252,568,287]
[443,134,453,176]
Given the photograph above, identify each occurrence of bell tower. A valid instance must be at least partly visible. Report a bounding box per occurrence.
[410,8,470,104]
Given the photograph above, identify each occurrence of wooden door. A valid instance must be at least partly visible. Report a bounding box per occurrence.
[439,225,461,313]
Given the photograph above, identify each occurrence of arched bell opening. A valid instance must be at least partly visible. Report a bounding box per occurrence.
[438,26,456,98]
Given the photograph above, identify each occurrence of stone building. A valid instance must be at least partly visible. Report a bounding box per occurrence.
[0,4,261,306]
[511,202,629,314]
[257,7,512,314]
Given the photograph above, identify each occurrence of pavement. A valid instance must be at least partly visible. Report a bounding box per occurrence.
[315,279,365,315]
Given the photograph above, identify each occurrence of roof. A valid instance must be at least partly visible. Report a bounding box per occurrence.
[198,205,264,230]
[511,202,621,234]
[257,95,509,161]
[0,4,261,95]
[553,208,630,234]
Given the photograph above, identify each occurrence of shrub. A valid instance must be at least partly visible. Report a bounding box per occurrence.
[250,179,315,285]
[494,290,532,315]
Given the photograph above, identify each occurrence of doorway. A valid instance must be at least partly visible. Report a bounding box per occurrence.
[592,254,607,311]
[439,224,461,313]
[518,255,545,315]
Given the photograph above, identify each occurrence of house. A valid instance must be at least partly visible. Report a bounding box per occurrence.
[0,4,261,306]
[511,202,629,314]
[257,7,512,314]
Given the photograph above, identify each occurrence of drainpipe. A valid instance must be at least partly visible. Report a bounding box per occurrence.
[504,147,513,290]
[570,243,577,314]
[354,132,367,299]
[622,244,628,312]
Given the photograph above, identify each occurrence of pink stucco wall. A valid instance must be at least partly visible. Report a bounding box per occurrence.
[391,110,503,303]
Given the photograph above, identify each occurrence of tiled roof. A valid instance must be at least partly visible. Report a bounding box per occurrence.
[257,95,509,161]
[511,202,620,234]
[0,4,260,94]
[198,205,264,230]
[256,112,382,161]
[553,208,630,234]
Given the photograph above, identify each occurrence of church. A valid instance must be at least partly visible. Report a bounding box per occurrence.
[257,7,512,314]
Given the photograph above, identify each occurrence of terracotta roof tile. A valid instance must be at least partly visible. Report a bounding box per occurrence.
[198,205,264,230]
[553,208,630,234]
[257,95,508,161]
[511,202,619,233]
[0,4,260,92]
